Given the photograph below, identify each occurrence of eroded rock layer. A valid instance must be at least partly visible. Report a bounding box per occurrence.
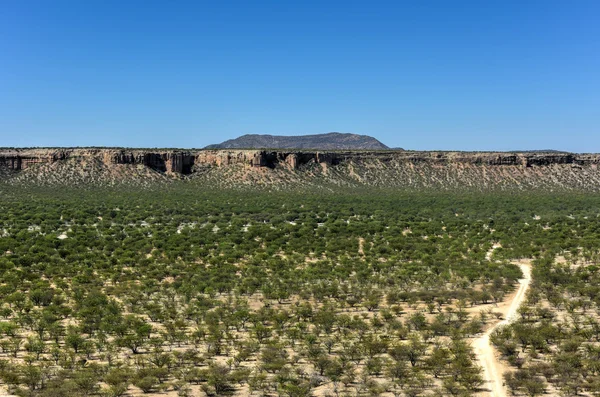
[2,148,598,171]
[1,148,600,189]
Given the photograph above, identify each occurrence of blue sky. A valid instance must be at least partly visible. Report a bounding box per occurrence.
[1,1,599,151]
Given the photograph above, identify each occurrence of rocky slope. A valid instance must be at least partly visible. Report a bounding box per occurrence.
[1,148,599,190]
[205,132,390,150]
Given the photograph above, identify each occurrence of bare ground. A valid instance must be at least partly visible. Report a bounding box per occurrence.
[473,260,532,397]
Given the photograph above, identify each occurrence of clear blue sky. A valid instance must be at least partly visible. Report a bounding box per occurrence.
[1,1,599,151]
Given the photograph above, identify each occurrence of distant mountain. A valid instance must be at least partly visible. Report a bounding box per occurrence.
[205,132,390,150]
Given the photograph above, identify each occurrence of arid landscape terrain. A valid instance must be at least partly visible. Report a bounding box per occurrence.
[2,148,600,191]
[3,0,597,395]
[1,148,600,397]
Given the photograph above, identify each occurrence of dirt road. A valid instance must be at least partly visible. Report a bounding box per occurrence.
[473,261,531,397]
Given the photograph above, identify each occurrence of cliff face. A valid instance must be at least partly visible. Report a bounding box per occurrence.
[0,149,327,173]
[1,148,599,173]
[0,149,198,174]
[105,151,195,173]
[1,148,600,190]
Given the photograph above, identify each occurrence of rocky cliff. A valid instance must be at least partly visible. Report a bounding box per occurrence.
[1,148,600,190]
[2,148,598,172]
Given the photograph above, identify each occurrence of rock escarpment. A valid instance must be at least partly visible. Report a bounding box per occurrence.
[1,148,599,173]
[1,148,600,190]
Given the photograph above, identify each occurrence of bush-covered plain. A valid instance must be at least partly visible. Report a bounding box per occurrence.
[0,186,599,396]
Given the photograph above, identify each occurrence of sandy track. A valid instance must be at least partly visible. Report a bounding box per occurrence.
[474,261,531,397]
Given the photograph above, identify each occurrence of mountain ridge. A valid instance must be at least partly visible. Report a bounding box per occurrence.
[205,132,390,150]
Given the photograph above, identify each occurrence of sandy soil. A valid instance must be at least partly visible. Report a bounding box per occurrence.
[0,387,15,397]
[473,260,532,397]
[485,243,502,261]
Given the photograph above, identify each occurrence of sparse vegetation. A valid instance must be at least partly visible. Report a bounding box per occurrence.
[492,253,600,396]
[1,180,600,396]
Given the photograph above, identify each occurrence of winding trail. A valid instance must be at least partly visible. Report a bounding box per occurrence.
[473,261,531,397]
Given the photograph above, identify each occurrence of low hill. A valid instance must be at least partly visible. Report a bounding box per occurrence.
[205,132,390,150]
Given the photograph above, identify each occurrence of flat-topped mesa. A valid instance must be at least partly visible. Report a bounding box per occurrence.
[1,148,599,175]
